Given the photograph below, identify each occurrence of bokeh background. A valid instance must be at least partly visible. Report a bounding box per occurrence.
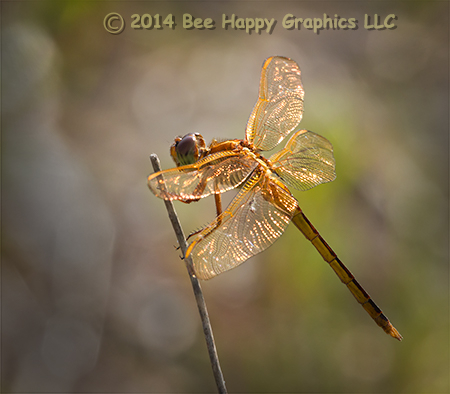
[2,1,448,393]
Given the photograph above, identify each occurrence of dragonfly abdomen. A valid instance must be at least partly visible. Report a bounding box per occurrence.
[291,208,402,341]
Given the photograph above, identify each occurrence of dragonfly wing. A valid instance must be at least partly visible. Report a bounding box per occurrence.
[269,130,336,191]
[186,171,299,280]
[245,56,305,151]
[148,151,258,201]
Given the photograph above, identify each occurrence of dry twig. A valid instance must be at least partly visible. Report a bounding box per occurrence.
[150,154,227,394]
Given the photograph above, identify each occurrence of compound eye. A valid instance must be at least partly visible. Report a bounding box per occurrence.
[176,134,197,159]
[170,133,204,166]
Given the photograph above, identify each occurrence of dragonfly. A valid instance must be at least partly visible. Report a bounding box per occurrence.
[148,56,402,341]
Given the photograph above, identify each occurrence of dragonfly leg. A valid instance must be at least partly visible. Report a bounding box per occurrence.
[186,228,203,242]
[180,191,223,247]
[291,208,402,341]
[214,192,223,225]
[185,192,222,242]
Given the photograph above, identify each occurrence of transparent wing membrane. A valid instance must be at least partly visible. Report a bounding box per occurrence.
[270,130,336,191]
[148,151,257,201]
[245,56,305,151]
[186,172,299,280]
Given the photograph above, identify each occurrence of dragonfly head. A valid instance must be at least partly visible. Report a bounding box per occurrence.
[170,133,207,166]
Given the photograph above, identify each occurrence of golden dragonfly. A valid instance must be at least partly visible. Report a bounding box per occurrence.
[148,56,402,340]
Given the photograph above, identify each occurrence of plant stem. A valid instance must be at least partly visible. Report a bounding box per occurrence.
[150,154,228,394]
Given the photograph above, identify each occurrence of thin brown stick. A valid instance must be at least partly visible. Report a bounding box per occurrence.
[150,154,228,394]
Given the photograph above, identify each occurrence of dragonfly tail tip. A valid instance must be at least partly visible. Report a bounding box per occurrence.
[390,327,403,341]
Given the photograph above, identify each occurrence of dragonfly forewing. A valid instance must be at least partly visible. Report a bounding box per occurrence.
[147,151,258,201]
[245,56,305,151]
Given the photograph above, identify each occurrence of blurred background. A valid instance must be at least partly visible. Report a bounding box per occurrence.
[2,1,448,393]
